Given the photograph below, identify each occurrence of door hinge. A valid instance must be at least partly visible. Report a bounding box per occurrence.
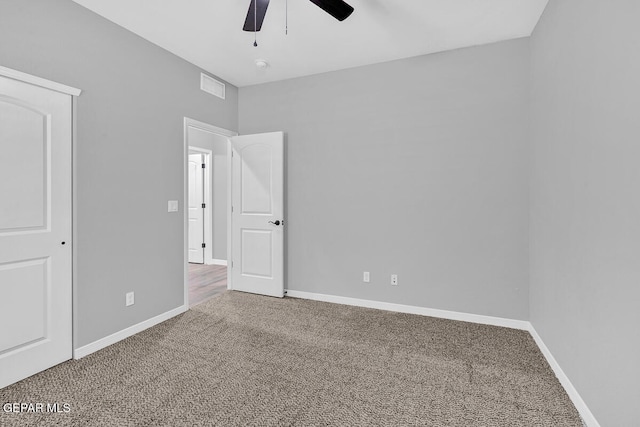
[202,163,205,168]
[231,261,234,268]
[202,203,206,209]
[201,243,206,248]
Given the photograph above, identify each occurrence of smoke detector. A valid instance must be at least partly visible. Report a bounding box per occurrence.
[255,59,269,70]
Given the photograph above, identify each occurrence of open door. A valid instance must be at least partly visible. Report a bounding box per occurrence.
[230,132,284,298]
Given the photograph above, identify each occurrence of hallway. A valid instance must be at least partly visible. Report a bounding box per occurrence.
[188,264,227,307]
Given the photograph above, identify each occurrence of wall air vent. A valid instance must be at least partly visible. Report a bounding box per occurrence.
[200,73,225,100]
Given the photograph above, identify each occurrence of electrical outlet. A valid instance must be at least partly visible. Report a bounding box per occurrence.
[391,274,398,286]
[363,271,370,283]
[126,292,135,307]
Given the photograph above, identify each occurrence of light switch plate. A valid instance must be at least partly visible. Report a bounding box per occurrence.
[168,200,179,212]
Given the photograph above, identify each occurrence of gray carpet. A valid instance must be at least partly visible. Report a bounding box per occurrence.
[0,291,582,426]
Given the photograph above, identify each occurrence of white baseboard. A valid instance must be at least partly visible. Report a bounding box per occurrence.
[73,304,188,359]
[284,290,530,330]
[285,289,600,427]
[526,325,600,427]
[206,258,227,266]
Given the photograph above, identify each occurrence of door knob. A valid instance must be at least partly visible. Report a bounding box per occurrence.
[268,220,282,226]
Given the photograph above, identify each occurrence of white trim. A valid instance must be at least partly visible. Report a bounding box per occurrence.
[209,258,228,266]
[185,117,236,138]
[183,118,237,305]
[285,289,599,426]
[71,96,79,354]
[226,138,233,290]
[285,290,530,330]
[183,122,189,307]
[527,325,601,427]
[73,304,187,359]
[0,65,81,96]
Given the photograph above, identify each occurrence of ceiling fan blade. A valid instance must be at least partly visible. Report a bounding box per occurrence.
[243,0,270,32]
[308,0,354,21]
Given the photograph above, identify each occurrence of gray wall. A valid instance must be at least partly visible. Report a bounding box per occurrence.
[187,127,228,260]
[0,0,238,347]
[530,1,640,425]
[240,39,530,320]
[2,0,633,422]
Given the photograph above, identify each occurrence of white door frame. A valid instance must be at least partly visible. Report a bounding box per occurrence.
[0,66,82,366]
[188,147,211,264]
[183,117,237,307]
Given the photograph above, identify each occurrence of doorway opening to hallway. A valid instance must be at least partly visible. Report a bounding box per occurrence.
[185,118,235,307]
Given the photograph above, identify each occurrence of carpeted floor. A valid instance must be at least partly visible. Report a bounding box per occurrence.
[0,291,582,426]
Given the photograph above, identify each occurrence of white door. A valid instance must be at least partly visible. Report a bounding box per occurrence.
[0,75,73,388]
[231,132,284,297]
[188,153,205,264]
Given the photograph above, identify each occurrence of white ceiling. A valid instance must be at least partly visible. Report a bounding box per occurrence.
[71,0,548,87]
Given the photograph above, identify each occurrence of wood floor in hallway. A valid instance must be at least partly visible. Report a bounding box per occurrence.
[188,263,227,307]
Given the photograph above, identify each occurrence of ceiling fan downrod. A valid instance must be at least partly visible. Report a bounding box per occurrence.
[254,0,258,46]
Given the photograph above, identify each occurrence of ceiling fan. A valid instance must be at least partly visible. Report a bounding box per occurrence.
[243,0,354,34]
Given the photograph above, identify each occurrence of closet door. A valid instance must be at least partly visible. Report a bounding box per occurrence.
[0,72,74,387]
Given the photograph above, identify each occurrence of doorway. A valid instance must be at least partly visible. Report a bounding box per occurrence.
[184,118,236,307]
[187,148,209,264]
[183,120,286,306]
